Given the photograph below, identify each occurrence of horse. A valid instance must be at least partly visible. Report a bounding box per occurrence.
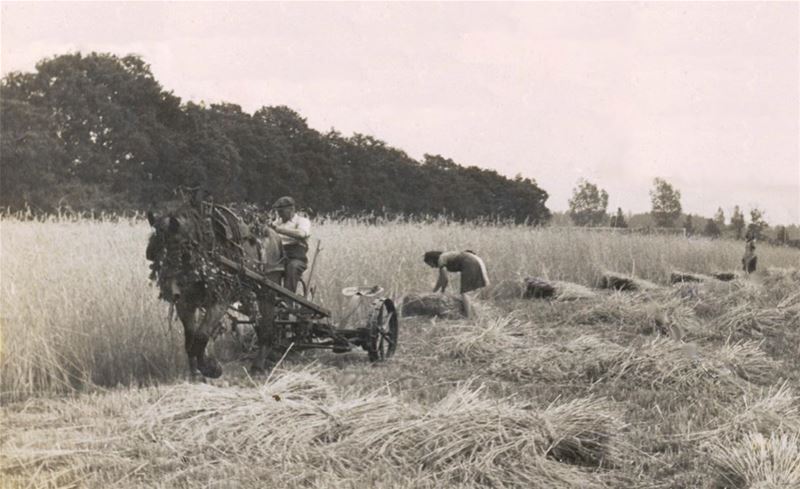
[146,201,285,378]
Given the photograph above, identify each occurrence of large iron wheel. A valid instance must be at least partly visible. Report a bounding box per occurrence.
[366,298,399,362]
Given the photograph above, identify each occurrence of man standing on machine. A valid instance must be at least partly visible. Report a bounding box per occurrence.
[269,196,311,293]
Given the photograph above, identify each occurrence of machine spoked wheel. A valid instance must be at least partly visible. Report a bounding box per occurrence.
[366,298,399,362]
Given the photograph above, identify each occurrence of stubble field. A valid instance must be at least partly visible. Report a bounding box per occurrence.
[1,216,799,488]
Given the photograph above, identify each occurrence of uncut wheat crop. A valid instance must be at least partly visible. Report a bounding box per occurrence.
[2,215,799,400]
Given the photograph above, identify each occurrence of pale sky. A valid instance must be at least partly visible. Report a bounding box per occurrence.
[2,2,799,224]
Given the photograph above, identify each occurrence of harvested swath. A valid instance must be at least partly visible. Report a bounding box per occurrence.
[437,315,523,360]
[707,432,800,489]
[569,294,701,339]
[684,274,800,336]
[761,267,800,287]
[598,272,659,292]
[135,370,397,465]
[778,293,800,329]
[485,278,597,301]
[686,383,800,442]
[608,338,704,389]
[569,293,647,325]
[712,304,786,340]
[478,279,525,300]
[541,396,627,467]
[489,335,626,383]
[400,293,466,319]
[715,341,781,385]
[553,280,598,301]
[673,279,761,320]
[137,373,622,488]
[758,268,800,305]
[606,338,769,393]
[337,383,622,487]
[0,388,165,488]
[670,271,713,284]
[728,383,800,436]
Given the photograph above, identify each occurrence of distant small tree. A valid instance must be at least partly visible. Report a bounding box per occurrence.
[610,207,627,228]
[713,207,726,233]
[649,178,682,227]
[746,207,768,240]
[776,225,788,244]
[683,214,695,236]
[567,179,609,227]
[730,205,746,240]
[713,207,725,225]
[703,218,721,238]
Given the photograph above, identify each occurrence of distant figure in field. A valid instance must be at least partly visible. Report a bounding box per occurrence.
[742,229,758,274]
[742,238,757,274]
[424,250,489,318]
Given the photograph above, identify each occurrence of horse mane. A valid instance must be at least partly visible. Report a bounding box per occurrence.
[147,201,283,302]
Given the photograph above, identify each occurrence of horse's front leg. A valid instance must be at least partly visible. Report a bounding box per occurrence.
[194,303,227,378]
[251,290,277,373]
[175,301,201,379]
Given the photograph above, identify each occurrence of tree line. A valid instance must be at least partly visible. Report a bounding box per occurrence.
[567,177,796,244]
[0,52,551,224]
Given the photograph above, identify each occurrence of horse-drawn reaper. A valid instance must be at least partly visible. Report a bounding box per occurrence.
[146,196,399,379]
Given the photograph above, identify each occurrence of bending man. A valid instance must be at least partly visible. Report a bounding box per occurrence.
[424,250,489,318]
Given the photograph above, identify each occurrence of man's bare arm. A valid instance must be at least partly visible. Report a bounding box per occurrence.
[433,267,448,293]
[273,225,309,240]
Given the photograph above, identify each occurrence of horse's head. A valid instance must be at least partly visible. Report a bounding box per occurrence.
[147,207,205,302]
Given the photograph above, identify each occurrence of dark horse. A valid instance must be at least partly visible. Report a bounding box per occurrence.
[146,199,284,378]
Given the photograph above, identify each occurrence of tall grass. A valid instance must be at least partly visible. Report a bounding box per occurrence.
[2,216,799,399]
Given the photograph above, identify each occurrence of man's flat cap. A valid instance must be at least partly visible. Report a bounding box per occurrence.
[272,196,296,209]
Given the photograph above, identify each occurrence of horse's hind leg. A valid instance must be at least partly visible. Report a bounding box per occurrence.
[175,302,201,379]
[194,303,227,378]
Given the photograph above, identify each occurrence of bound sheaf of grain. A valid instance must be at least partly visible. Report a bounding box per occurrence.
[670,270,714,284]
[400,292,467,319]
[598,271,660,292]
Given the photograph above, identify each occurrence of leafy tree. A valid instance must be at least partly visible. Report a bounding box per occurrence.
[1,52,184,209]
[610,207,627,228]
[567,179,609,227]
[178,102,243,202]
[713,207,725,232]
[730,206,746,239]
[0,98,68,210]
[746,207,768,240]
[703,219,721,238]
[683,214,695,236]
[776,225,788,244]
[649,178,682,227]
[1,52,554,222]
